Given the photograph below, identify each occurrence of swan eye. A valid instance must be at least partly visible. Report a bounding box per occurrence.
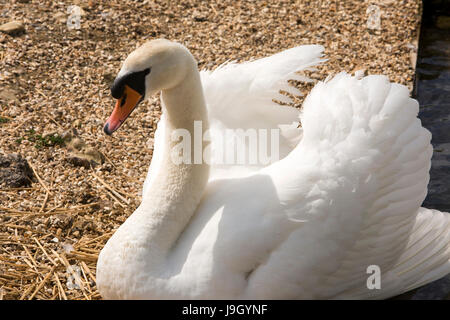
[111,68,151,99]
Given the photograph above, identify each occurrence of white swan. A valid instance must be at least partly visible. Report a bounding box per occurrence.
[97,39,450,299]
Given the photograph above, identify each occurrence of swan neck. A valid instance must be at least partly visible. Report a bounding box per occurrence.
[162,70,208,128]
[138,66,210,260]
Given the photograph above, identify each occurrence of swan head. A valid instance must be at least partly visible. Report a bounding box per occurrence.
[104,39,195,135]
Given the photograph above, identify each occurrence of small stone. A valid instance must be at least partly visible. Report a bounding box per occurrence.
[146,137,154,150]
[12,67,26,75]
[0,21,25,36]
[78,7,87,16]
[73,119,82,128]
[61,242,74,253]
[0,88,18,102]
[53,12,67,24]
[410,51,417,69]
[193,11,207,22]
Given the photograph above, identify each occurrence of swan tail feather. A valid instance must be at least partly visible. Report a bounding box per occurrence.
[335,208,450,299]
[383,208,450,298]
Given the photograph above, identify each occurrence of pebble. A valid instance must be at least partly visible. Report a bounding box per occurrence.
[53,12,67,24]
[0,87,18,102]
[0,21,25,36]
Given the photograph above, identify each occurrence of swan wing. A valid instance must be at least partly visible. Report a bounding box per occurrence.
[243,73,450,298]
[199,45,325,179]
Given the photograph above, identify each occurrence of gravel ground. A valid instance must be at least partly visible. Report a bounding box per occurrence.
[0,0,421,300]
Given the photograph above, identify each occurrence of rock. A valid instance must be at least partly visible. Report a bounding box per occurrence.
[0,21,25,36]
[12,67,26,76]
[67,5,86,16]
[53,12,67,24]
[193,10,207,22]
[0,154,34,188]
[410,51,417,69]
[49,214,73,230]
[0,88,18,102]
[67,182,97,204]
[407,40,418,69]
[146,137,154,150]
[72,119,82,128]
[436,16,450,29]
[67,156,91,168]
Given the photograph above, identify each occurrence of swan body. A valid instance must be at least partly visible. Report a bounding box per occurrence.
[97,39,450,299]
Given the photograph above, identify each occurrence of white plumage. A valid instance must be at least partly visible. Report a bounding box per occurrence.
[97,39,450,299]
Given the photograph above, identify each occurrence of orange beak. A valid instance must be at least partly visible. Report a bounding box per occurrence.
[104,85,142,135]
